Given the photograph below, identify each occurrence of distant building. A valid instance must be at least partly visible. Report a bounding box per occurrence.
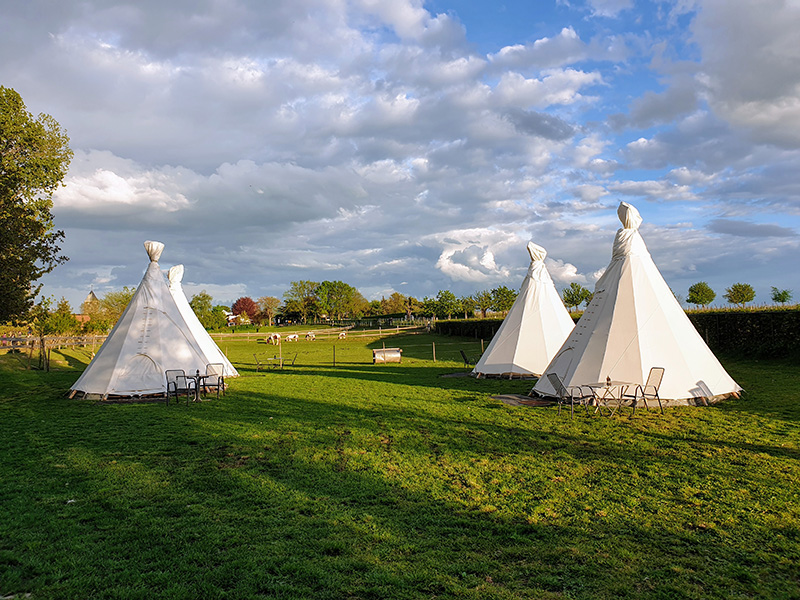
[75,290,101,326]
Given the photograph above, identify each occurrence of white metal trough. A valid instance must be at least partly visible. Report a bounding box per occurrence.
[372,348,402,364]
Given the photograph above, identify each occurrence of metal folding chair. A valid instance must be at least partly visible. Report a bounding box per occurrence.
[547,373,592,419]
[165,370,196,405]
[203,363,225,399]
[632,367,664,416]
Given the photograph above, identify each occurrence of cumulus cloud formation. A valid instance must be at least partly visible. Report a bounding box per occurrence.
[0,0,797,308]
[690,0,800,147]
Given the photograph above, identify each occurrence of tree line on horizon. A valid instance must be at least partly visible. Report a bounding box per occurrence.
[2,277,795,338]
[190,281,522,330]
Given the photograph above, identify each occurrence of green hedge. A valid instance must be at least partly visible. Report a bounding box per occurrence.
[433,308,800,358]
[687,309,800,357]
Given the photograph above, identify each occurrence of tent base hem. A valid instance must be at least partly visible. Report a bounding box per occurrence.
[528,390,740,407]
[472,371,538,380]
[68,391,168,402]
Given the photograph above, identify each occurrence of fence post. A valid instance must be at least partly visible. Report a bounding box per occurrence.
[432,341,436,362]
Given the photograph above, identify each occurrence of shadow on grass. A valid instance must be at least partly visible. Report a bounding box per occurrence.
[3,351,800,598]
[3,384,796,599]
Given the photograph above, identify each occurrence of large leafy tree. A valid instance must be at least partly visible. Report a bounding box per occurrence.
[100,286,136,326]
[687,282,716,307]
[474,289,493,318]
[283,280,319,323]
[491,285,518,314]
[257,296,281,326]
[49,297,80,335]
[771,287,793,306]
[419,296,438,318]
[190,291,219,329]
[561,282,592,312]
[384,292,407,315]
[209,305,230,330]
[316,280,362,320]
[434,290,459,319]
[723,283,756,308]
[1,87,73,321]
[366,300,383,317]
[405,296,421,319]
[459,295,475,319]
[232,296,260,323]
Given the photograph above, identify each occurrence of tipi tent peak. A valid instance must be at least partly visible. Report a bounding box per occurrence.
[70,241,211,400]
[532,202,741,404]
[168,264,238,378]
[472,240,574,378]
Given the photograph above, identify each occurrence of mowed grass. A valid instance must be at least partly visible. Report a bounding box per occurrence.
[1,333,799,599]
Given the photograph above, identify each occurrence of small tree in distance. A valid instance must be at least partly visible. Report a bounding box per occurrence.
[257,296,281,326]
[232,296,260,324]
[723,283,755,308]
[473,290,493,318]
[190,291,214,328]
[491,285,518,315]
[687,282,716,307]
[562,282,591,312]
[771,287,793,306]
[435,290,459,319]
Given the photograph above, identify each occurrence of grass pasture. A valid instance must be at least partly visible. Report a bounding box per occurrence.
[1,333,799,599]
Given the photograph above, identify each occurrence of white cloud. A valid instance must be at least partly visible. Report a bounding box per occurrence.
[494,69,602,108]
[3,0,797,310]
[609,179,698,202]
[692,0,800,147]
[489,27,588,70]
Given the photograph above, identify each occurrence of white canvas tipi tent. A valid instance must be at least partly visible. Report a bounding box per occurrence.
[533,202,741,402]
[167,264,238,378]
[70,241,210,399]
[473,242,574,378]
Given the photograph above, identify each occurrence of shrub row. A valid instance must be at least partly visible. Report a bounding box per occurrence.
[433,308,800,358]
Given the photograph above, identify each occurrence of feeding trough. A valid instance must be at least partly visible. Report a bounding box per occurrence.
[373,348,402,364]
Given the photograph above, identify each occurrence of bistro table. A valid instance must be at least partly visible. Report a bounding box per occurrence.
[585,380,636,416]
[187,370,213,401]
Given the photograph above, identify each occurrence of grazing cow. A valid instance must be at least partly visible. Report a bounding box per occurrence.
[306,332,316,341]
[286,334,299,342]
[338,332,347,340]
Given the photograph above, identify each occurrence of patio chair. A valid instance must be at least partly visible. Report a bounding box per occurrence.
[629,367,665,416]
[165,369,196,405]
[547,373,592,419]
[254,353,270,372]
[203,363,225,399]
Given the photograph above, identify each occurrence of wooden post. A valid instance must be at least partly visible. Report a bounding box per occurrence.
[333,345,336,367]
[481,339,484,353]
[432,341,436,362]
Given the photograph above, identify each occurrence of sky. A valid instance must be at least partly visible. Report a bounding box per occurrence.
[2,0,799,310]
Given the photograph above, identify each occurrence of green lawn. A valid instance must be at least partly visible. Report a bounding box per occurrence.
[1,333,799,599]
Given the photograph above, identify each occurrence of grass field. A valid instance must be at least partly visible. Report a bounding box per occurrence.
[1,332,799,599]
